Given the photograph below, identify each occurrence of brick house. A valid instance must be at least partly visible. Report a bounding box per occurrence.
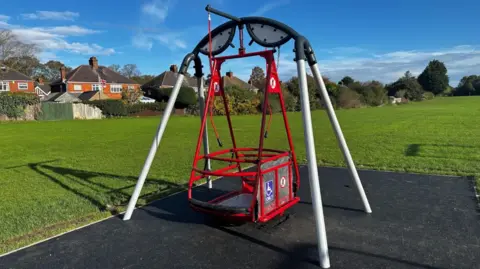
[141,64,200,98]
[0,66,35,93]
[223,71,259,93]
[50,57,140,99]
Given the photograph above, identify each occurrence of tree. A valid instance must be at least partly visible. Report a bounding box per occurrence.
[249,66,266,92]
[349,80,387,106]
[0,29,39,64]
[108,64,121,73]
[339,76,354,86]
[3,56,40,77]
[386,71,424,101]
[121,86,143,105]
[454,75,480,96]
[284,75,319,110]
[0,29,42,77]
[120,64,140,78]
[130,75,155,85]
[33,60,72,81]
[417,60,449,95]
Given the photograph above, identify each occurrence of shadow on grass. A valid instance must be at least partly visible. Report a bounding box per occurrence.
[404,143,480,160]
[5,160,187,215]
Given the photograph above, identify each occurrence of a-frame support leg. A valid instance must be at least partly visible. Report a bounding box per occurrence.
[296,58,331,268]
[123,73,186,221]
[309,63,372,214]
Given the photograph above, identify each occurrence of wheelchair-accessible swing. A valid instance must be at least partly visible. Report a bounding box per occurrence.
[123,5,372,268]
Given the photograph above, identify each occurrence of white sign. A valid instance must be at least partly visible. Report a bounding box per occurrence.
[214,82,220,92]
[280,176,286,188]
[270,77,276,89]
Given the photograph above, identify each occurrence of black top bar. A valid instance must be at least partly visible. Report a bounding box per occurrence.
[178,6,317,76]
[205,5,241,22]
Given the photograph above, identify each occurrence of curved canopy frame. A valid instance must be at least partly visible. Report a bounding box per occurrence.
[122,5,372,269]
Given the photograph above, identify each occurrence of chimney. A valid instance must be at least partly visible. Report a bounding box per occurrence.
[60,66,66,82]
[226,71,233,78]
[170,64,178,73]
[89,56,99,69]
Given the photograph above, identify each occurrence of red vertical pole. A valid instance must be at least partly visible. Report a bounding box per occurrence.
[188,62,217,199]
[277,91,301,191]
[250,52,273,221]
[218,62,242,174]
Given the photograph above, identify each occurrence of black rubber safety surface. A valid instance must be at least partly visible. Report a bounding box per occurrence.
[1,166,479,269]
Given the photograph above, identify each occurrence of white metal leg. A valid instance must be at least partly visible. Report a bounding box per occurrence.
[310,63,372,214]
[197,76,212,188]
[123,74,185,221]
[296,59,330,269]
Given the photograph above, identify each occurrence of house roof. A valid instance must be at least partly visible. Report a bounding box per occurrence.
[50,65,138,85]
[0,66,32,81]
[36,84,51,94]
[142,71,199,89]
[223,75,257,90]
[44,92,81,102]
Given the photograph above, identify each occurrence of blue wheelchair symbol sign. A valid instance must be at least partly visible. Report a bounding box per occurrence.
[265,180,274,202]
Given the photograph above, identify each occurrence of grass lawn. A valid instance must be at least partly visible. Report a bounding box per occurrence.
[1,96,479,255]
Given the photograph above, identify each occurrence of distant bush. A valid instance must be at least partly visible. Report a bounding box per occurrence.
[0,92,40,118]
[156,86,197,109]
[84,99,127,117]
[337,87,363,109]
[85,99,168,117]
[225,85,261,115]
[349,81,387,107]
[422,92,435,100]
[126,102,167,114]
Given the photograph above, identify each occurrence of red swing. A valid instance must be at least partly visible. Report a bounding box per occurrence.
[187,11,301,223]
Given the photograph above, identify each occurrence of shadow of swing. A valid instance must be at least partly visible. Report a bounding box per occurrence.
[404,143,480,161]
[5,160,186,214]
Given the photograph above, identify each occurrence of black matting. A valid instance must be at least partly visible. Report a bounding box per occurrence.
[1,166,479,269]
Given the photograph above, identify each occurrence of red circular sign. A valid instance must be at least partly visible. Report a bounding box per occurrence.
[280,176,286,188]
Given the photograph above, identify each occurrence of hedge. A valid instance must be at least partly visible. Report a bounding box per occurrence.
[0,92,40,118]
[84,99,167,117]
[144,86,197,109]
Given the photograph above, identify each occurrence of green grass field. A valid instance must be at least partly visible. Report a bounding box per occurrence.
[1,96,479,255]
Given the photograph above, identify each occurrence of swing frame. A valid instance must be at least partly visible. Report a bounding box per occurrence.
[122,5,372,268]
[187,48,301,223]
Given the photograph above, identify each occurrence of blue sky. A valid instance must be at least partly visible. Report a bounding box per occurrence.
[1,0,479,86]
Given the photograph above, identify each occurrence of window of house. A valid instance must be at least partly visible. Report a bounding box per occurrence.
[0,81,9,91]
[128,85,135,90]
[110,84,123,93]
[18,82,28,90]
[74,84,82,91]
[92,84,101,91]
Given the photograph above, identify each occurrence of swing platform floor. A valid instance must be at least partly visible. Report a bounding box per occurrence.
[1,166,480,269]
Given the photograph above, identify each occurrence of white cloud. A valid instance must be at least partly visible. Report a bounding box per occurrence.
[174,39,187,49]
[141,1,169,22]
[0,15,9,21]
[314,45,480,85]
[250,0,290,16]
[154,33,187,50]
[21,11,80,21]
[225,45,480,88]
[38,51,58,62]
[40,25,101,36]
[132,33,154,50]
[7,24,115,57]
